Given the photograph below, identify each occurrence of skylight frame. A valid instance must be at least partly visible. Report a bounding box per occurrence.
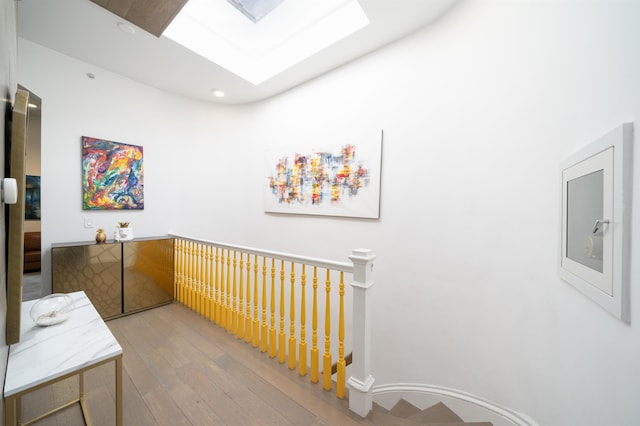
[163,0,369,85]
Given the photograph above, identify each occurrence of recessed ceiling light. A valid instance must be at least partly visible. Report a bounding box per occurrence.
[164,0,369,85]
[212,89,225,98]
[117,22,136,35]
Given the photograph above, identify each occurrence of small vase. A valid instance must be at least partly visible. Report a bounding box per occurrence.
[96,229,107,244]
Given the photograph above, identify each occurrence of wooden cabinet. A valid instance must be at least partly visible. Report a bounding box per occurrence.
[52,237,173,319]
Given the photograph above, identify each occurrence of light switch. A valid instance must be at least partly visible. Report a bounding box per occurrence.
[84,217,94,228]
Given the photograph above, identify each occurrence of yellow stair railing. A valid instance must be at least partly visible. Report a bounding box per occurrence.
[171,234,375,409]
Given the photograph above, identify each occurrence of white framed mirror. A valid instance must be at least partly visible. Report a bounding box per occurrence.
[560,123,633,322]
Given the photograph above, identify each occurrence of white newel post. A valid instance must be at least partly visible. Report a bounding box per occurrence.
[347,248,376,418]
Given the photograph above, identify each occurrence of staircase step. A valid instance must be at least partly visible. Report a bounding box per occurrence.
[388,398,422,418]
[408,401,463,423]
[371,399,493,425]
[367,410,413,426]
[427,424,493,426]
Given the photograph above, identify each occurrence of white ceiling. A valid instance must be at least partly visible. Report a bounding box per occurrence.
[16,0,458,105]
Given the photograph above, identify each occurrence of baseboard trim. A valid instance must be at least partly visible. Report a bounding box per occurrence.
[372,383,538,426]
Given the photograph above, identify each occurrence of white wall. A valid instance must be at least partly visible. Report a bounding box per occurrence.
[18,38,245,290]
[18,1,640,424]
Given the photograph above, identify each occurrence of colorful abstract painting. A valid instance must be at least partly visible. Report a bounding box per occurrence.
[264,131,382,218]
[82,136,144,210]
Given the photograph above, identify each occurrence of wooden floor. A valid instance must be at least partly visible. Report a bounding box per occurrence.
[20,301,374,426]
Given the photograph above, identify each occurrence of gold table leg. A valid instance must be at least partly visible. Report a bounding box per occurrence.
[4,395,17,426]
[116,355,123,426]
[4,355,123,426]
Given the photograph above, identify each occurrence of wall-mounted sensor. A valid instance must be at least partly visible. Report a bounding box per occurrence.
[1,178,17,204]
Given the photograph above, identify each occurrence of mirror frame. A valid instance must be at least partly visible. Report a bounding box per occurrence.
[6,88,27,344]
[559,123,633,322]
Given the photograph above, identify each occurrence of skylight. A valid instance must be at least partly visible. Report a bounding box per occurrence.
[163,0,370,85]
[227,0,285,23]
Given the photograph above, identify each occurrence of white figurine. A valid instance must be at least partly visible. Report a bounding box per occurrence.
[114,222,134,241]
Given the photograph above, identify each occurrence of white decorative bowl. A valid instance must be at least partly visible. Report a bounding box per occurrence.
[30,293,74,326]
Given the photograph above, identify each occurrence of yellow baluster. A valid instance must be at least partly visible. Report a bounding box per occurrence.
[192,243,197,311]
[288,262,297,370]
[200,244,206,317]
[190,243,195,312]
[278,260,286,364]
[180,240,186,306]
[238,253,245,339]
[232,251,238,335]
[187,242,194,310]
[299,264,307,377]
[251,256,260,348]
[173,239,179,301]
[201,245,207,316]
[268,258,277,358]
[202,245,207,316]
[310,267,319,383]
[174,239,181,303]
[260,258,269,353]
[193,243,199,314]
[184,241,189,305]
[244,254,252,344]
[197,244,203,315]
[226,249,232,332]
[322,269,332,391]
[207,245,214,321]
[202,245,208,318]
[194,243,199,312]
[336,272,346,399]
[220,249,227,329]
[182,241,188,307]
[179,240,186,304]
[189,243,194,307]
[214,247,221,325]
[183,240,189,305]
[191,242,197,312]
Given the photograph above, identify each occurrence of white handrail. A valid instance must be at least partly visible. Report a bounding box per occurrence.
[169,233,354,273]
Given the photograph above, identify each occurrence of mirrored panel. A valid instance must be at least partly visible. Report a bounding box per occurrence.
[566,170,604,272]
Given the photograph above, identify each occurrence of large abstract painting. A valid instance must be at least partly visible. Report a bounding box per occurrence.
[82,136,144,210]
[264,131,382,218]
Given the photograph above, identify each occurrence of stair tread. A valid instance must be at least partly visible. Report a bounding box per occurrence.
[367,415,493,426]
[371,399,493,425]
[408,401,463,423]
[427,423,493,426]
[368,411,413,425]
[388,399,422,418]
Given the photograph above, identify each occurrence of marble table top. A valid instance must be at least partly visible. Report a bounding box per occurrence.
[4,291,123,397]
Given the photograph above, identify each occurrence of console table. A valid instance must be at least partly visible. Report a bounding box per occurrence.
[4,291,123,425]
[52,237,174,319]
